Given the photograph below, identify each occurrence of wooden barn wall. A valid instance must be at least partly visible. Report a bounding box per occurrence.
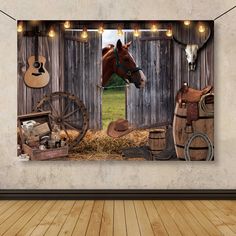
[17,25,62,116]
[172,21,214,93]
[18,25,102,130]
[125,31,174,127]
[64,31,102,130]
[125,21,213,127]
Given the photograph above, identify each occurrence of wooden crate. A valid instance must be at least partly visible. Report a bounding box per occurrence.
[23,144,68,161]
[18,111,69,160]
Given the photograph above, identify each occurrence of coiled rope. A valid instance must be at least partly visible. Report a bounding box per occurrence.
[184,132,214,161]
[199,93,214,115]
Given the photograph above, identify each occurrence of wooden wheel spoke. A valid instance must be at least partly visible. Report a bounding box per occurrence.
[61,124,72,141]
[64,108,81,119]
[62,99,72,116]
[64,121,80,131]
[35,92,88,150]
[48,100,59,117]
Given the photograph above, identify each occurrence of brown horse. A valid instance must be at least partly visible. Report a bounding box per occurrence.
[102,39,146,88]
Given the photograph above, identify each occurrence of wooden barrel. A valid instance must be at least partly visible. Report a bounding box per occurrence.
[173,98,214,161]
[148,129,166,155]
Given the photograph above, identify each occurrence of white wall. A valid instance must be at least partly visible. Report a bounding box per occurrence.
[0,0,235,189]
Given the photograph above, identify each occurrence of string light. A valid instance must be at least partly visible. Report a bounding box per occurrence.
[98,25,104,34]
[151,24,158,32]
[48,28,55,37]
[133,28,140,37]
[81,27,88,39]
[64,21,70,29]
[17,22,23,32]
[198,24,205,33]
[184,20,191,26]
[166,29,172,37]
[117,27,123,36]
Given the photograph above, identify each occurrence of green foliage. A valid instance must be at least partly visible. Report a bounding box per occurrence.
[106,73,126,88]
[102,89,125,129]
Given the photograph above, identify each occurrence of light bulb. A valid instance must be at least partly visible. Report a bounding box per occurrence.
[151,24,158,32]
[166,29,172,37]
[184,20,191,26]
[98,26,104,34]
[133,29,140,37]
[117,28,123,36]
[17,23,23,32]
[64,21,70,29]
[81,28,88,39]
[17,24,23,33]
[48,28,55,37]
[198,24,205,33]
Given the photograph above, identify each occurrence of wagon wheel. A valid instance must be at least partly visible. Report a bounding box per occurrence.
[35,91,89,149]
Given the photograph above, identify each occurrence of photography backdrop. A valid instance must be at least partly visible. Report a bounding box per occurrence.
[0,0,235,189]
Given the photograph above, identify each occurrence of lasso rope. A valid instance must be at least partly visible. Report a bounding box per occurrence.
[184,132,214,161]
[199,93,214,115]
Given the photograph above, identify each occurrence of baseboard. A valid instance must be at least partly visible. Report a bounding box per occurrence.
[0,190,236,200]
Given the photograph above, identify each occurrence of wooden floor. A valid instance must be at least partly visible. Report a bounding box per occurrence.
[0,200,235,235]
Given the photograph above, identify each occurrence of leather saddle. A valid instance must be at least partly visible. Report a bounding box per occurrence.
[176,85,213,104]
[176,84,213,133]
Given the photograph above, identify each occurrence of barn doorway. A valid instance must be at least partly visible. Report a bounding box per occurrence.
[102,30,126,129]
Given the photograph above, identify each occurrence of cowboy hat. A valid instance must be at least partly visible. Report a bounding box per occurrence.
[107,119,135,138]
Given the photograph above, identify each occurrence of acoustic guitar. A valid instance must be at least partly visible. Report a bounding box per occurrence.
[24,32,50,88]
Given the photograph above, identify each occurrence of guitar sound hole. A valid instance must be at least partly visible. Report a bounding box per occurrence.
[33,61,40,68]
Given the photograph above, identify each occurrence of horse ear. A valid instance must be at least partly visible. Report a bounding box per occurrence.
[126,41,132,48]
[116,39,123,50]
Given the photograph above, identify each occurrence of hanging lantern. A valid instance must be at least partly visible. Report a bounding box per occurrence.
[98,25,104,34]
[117,27,123,36]
[81,27,88,39]
[151,24,158,32]
[184,20,191,26]
[64,21,71,29]
[17,22,23,32]
[133,28,140,37]
[198,24,206,33]
[48,28,56,37]
[166,29,172,37]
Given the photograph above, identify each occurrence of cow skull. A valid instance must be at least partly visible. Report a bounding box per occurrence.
[173,27,211,71]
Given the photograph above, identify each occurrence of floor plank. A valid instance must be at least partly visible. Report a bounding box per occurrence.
[124,201,140,236]
[17,201,56,236]
[0,200,235,236]
[202,200,236,233]
[143,201,168,236]
[153,200,182,236]
[86,200,104,236]
[134,201,154,236]
[72,200,94,236]
[162,200,195,236]
[114,200,126,236]
[58,200,85,236]
[30,201,65,236]
[44,201,75,236]
[100,200,114,236]
[0,201,36,236]
[172,200,209,236]
[3,201,45,236]
[183,200,223,236]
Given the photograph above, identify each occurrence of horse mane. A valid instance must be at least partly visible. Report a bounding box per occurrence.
[102,44,114,56]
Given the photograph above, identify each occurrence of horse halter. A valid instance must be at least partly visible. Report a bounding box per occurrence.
[114,48,142,84]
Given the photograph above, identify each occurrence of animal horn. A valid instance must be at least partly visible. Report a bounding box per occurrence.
[172,35,187,48]
[198,25,211,50]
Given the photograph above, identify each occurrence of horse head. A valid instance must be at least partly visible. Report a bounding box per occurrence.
[102,39,146,88]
